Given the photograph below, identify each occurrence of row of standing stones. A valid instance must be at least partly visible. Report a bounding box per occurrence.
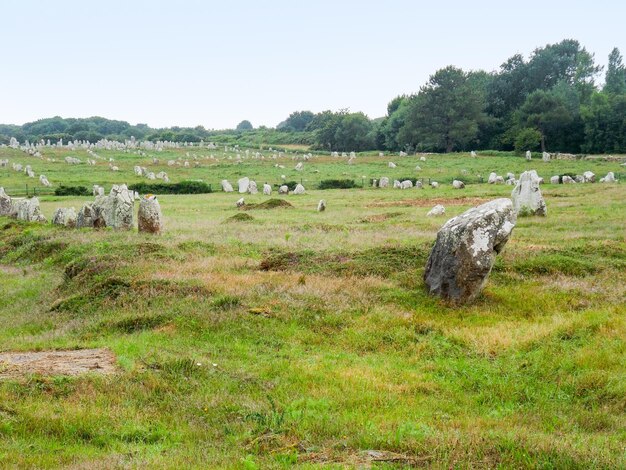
[0,185,163,234]
[0,169,574,304]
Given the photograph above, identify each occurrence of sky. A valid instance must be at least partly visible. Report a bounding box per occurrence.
[1,0,624,129]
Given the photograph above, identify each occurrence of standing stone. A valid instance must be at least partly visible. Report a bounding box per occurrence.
[427,204,445,216]
[236,197,245,207]
[471,151,477,158]
[600,172,617,183]
[550,175,560,184]
[424,198,516,304]
[221,180,234,192]
[415,180,423,189]
[263,184,272,196]
[511,170,547,216]
[562,176,576,184]
[92,185,134,230]
[138,195,163,234]
[278,185,289,194]
[52,207,77,228]
[238,177,250,193]
[582,171,596,183]
[388,162,397,168]
[488,172,498,184]
[401,180,413,189]
[452,180,465,189]
[248,180,258,194]
[295,162,304,171]
[15,197,46,223]
[379,177,390,188]
[525,150,532,161]
[542,152,551,162]
[76,203,95,228]
[0,188,12,216]
[293,184,305,195]
[431,181,439,188]
[317,200,326,212]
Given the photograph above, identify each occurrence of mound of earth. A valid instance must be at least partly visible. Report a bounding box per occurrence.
[224,213,255,223]
[242,198,293,210]
[0,349,116,378]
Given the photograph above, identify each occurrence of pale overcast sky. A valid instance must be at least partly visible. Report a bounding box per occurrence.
[1,0,623,129]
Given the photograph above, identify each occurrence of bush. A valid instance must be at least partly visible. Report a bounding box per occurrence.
[514,128,542,153]
[273,181,299,191]
[128,180,212,195]
[318,179,357,190]
[54,185,91,196]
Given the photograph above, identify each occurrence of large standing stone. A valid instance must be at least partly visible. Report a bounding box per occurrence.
[293,184,305,195]
[582,171,595,183]
[52,207,77,228]
[600,172,617,183]
[525,150,532,161]
[138,195,163,234]
[76,203,95,228]
[550,175,560,184]
[221,180,234,192]
[379,177,389,188]
[278,185,289,195]
[424,198,516,304]
[263,184,272,195]
[488,172,498,184]
[248,180,258,194]
[238,177,250,193]
[542,152,551,162]
[92,185,134,230]
[0,188,12,216]
[511,170,547,216]
[14,197,47,223]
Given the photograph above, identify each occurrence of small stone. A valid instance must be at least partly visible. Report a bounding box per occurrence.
[427,204,445,216]
[317,200,326,212]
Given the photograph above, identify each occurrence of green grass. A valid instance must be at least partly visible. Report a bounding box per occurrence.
[0,146,624,468]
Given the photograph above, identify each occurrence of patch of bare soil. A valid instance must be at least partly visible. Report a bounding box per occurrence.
[367,197,490,208]
[0,348,116,378]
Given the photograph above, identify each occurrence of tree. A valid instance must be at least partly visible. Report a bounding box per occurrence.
[582,92,626,153]
[277,111,315,132]
[604,47,626,94]
[514,128,542,153]
[236,120,253,131]
[516,90,573,152]
[398,66,485,152]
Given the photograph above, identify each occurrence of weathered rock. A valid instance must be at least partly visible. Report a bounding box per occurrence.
[550,175,560,184]
[452,180,465,189]
[295,162,304,171]
[488,172,498,184]
[278,185,289,195]
[415,180,423,189]
[39,175,51,187]
[400,180,412,189]
[600,172,617,183]
[471,151,477,158]
[92,184,134,230]
[52,207,77,228]
[14,197,46,223]
[93,185,104,196]
[525,150,532,161]
[379,177,389,188]
[236,197,245,207]
[0,188,12,216]
[248,180,258,194]
[388,162,397,168]
[424,198,516,304]
[431,181,439,188]
[511,170,547,216]
[542,152,551,162]
[583,171,595,183]
[138,195,163,234]
[263,184,272,196]
[238,177,250,193]
[221,180,234,192]
[317,200,326,212]
[562,175,576,184]
[495,176,505,184]
[427,204,445,216]
[76,203,95,228]
[506,172,515,180]
[575,174,585,183]
[293,184,305,195]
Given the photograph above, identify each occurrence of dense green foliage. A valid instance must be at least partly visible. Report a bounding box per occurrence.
[2,39,625,154]
[53,185,91,196]
[128,180,212,195]
[317,179,358,190]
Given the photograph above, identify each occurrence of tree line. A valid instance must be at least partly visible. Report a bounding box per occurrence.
[2,39,624,154]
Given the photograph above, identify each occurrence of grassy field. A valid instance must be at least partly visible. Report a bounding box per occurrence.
[0,147,625,468]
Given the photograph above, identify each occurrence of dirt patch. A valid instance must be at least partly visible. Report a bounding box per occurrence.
[367,197,489,208]
[358,212,403,223]
[242,198,293,210]
[0,264,26,275]
[0,348,116,378]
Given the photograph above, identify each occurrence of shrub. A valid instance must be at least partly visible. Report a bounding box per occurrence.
[54,185,91,196]
[318,179,357,190]
[128,180,212,194]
